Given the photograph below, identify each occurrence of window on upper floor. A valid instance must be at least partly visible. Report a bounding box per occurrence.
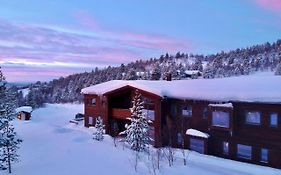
[182,105,192,117]
[245,111,261,125]
[237,144,252,160]
[270,112,278,127]
[142,109,155,121]
[212,111,230,128]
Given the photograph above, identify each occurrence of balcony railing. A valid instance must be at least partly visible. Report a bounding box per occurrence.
[111,108,131,119]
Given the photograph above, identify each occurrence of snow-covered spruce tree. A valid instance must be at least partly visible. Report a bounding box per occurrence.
[0,67,22,173]
[93,116,105,141]
[121,89,151,152]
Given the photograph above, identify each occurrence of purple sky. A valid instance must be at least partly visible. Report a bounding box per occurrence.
[0,0,281,82]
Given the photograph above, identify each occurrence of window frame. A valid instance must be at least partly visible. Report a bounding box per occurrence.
[260,148,269,163]
[211,110,230,128]
[202,107,208,119]
[269,112,278,128]
[222,141,229,155]
[89,98,97,105]
[245,111,261,125]
[237,144,252,160]
[182,105,192,117]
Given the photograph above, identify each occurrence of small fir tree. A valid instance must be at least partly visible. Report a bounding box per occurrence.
[121,89,151,152]
[93,117,105,141]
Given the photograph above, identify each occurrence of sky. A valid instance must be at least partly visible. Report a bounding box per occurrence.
[0,0,281,82]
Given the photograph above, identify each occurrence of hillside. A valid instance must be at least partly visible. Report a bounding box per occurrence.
[21,39,281,107]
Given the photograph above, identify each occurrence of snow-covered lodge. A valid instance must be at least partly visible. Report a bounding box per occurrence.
[81,75,281,168]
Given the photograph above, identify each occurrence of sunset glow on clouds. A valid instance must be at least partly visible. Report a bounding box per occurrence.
[0,0,280,82]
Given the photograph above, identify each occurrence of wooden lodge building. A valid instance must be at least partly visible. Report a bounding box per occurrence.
[81,76,281,169]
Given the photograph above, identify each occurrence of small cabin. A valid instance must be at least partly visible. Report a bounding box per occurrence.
[16,106,32,120]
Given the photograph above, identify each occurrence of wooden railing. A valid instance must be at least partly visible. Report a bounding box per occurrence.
[111,108,131,119]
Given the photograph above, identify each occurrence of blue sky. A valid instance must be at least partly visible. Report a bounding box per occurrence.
[0,0,281,82]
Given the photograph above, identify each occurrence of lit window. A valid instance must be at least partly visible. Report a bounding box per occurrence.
[237,144,252,160]
[245,111,261,125]
[260,148,268,163]
[223,141,229,155]
[182,106,192,117]
[212,111,230,128]
[270,113,278,127]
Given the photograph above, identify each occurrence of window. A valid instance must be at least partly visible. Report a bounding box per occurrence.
[190,138,205,154]
[245,111,261,125]
[270,113,278,127]
[260,148,268,163]
[142,109,155,121]
[89,98,96,105]
[223,141,229,155]
[182,106,192,117]
[202,107,208,119]
[89,117,94,125]
[212,111,230,128]
[237,144,252,159]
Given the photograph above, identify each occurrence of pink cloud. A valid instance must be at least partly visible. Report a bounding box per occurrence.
[255,0,281,15]
[73,11,100,30]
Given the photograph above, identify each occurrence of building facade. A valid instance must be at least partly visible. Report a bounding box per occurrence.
[82,79,281,169]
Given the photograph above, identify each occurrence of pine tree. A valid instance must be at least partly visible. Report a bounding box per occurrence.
[93,116,105,141]
[121,90,151,152]
[0,67,22,173]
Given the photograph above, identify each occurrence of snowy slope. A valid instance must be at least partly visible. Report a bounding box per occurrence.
[6,104,281,175]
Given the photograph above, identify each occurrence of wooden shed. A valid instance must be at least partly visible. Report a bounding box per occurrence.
[16,106,32,120]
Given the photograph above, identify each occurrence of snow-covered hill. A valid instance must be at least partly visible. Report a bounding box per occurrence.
[6,104,281,175]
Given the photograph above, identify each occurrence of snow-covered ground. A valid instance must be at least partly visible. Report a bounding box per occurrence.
[6,104,281,175]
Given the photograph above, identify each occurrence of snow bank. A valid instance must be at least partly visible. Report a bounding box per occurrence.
[186,129,210,138]
[15,106,32,113]
[81,74,281,103]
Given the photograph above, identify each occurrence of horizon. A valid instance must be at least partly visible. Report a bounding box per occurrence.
[1,0,281,82]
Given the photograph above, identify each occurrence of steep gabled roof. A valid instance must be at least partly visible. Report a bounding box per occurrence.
[81,74,281,103]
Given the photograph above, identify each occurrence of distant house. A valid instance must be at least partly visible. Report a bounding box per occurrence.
[81,75,281,169]
[16,106,32,120]
[184,70,202,79]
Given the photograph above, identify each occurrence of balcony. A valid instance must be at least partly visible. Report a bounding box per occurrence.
[111,108,131,120]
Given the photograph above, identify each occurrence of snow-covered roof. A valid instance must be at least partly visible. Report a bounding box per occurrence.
[186,129,209,138]
[208,103,233,108]
[184,70,201,75]
[16,106,33,113]
[81,74,281,103]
